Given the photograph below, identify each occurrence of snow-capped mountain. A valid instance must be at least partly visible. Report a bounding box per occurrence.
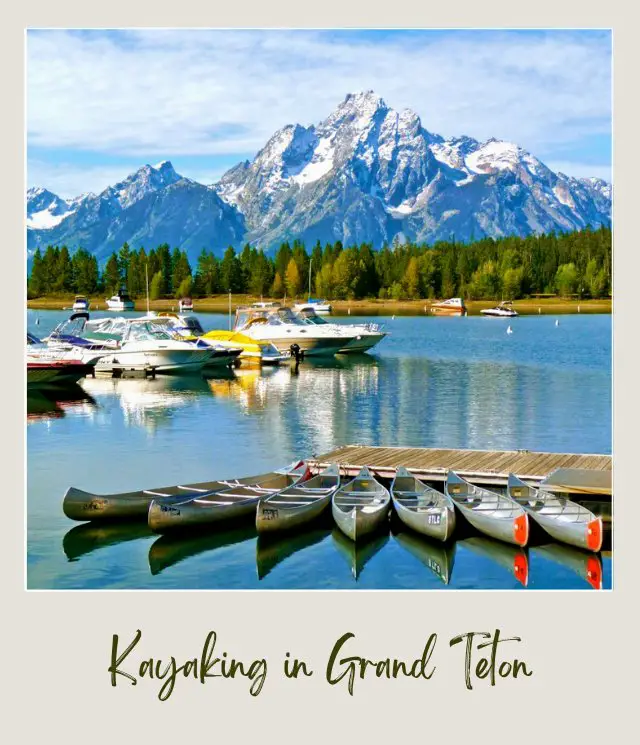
[27,91,611,262]
[27,161,245,263]
[214,91,611,249]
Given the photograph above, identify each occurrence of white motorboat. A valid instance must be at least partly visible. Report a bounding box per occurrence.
[233,304,351,357]
[293,298,332,314]
[27,332,101,387]
[480,301,518,318]
[49,316,217,373]
[430,297,466,316]
[72,295,90,312]
[295,308,388,353]
[178,297,194,312]
[105,292,135,311]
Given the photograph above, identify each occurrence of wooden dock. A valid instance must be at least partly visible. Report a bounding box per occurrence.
[309,445,612,492]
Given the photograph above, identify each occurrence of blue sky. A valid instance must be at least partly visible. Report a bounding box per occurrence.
[27,29,612,197]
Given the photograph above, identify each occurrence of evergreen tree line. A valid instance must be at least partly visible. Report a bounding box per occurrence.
[27,225,612,301]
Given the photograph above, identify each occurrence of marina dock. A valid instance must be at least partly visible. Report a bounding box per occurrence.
[310,445,612,493]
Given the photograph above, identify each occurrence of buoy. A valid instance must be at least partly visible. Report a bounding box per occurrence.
[392,315,395,320]
[555,319,560,327]
[507,325,513,335]
[538,307,541,314]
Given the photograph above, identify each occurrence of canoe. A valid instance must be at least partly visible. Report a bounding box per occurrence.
[392,530,456,585]
[331,528,390,580]
[331,466,390,542]
[148,463,309,534]
[458,536,529,587]
[507,473,603,552]
[62,460,306,522]
[256,527,332,580]
[445,471,529,547]
[390,466,456,542]
[256,463,341,534]
[532,544,603,590]
[148,524,257,576]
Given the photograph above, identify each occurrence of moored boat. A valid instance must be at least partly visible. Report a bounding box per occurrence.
[27,332,100,387]
[63,461,306,522]
[331,465,390,542]
[147,462,309,533]
[233,304,349,357]
[507,473,603,552]
[295,309,388,353]
[256,463,341,534]
[72,295,90,312]
[178,297,194,312]
[390,467,456,542]
[430,297,467,316]
[201,329,288,366]
[480,300,518,317]
[293,298,332,314]
[105,292,135,311]
[445,471,529,547]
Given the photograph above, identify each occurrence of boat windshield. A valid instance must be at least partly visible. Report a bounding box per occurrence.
[126,322,176,342]
[235,307,306,329]
[298,313,328,325]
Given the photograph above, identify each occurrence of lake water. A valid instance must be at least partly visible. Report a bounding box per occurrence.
[26,310,612,590]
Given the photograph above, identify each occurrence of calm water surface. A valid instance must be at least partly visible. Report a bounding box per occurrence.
[27,310,612,590]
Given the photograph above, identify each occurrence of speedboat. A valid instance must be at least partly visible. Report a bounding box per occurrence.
[295,308,388,353]
[178,297,194,312]
[480,301,518,318]
[48,315,218,374]
[200,330,288,366]
[293,298,332,314]
[27,332,100,387]
[72,295,90,312]
[136,313,244,367]
[233,304,351,357]
[430,297,466,316]
[105,292,135,311]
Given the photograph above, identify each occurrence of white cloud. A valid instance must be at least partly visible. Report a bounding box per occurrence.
[27,29,611,159]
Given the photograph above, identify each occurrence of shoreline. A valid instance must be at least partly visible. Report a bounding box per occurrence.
[26,295,612,316]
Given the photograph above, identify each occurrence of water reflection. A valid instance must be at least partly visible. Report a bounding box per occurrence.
[63,521,153,561]
[392,530,456,585]
[148,524,256,576]
[27,384,96,423]
[79,373,230,432]
[531,544,603,590]
[331,528,389,580]
[458,536,529,587]
[256,527,331,580]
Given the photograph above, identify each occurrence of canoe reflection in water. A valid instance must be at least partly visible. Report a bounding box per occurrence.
[256,527,332,580]
[392,530,456,585]
[531,543,603,590]
[331,528,389,581]
[148,523,257,576]
[63,521,154,561]
[457,536,529,587]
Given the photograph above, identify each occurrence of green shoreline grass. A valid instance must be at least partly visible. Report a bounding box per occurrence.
[26,295,612,316]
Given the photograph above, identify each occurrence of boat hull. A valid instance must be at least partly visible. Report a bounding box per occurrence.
[331,502,388,541]
[338,333,387,353]
[454,501,529,546]
[148,496,260,533]
[94,347,214,373]
[392,496,456,542]
[256,493,332,534]
[27,362,94,387]
[245,333,346,357]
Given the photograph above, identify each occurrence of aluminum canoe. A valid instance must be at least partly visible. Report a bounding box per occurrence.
[331,465,390,542]
[390,467,456,542]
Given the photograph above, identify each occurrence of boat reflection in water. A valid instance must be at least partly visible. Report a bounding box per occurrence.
[457,536,529,587]
[392,530,456,585]
[256,527,332,580]
[80,372,229,432]
[63,521,154,561]
[531,543,603,590]
[27,383,96,423]
[148,523,256,576]
[331,528,389,581]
